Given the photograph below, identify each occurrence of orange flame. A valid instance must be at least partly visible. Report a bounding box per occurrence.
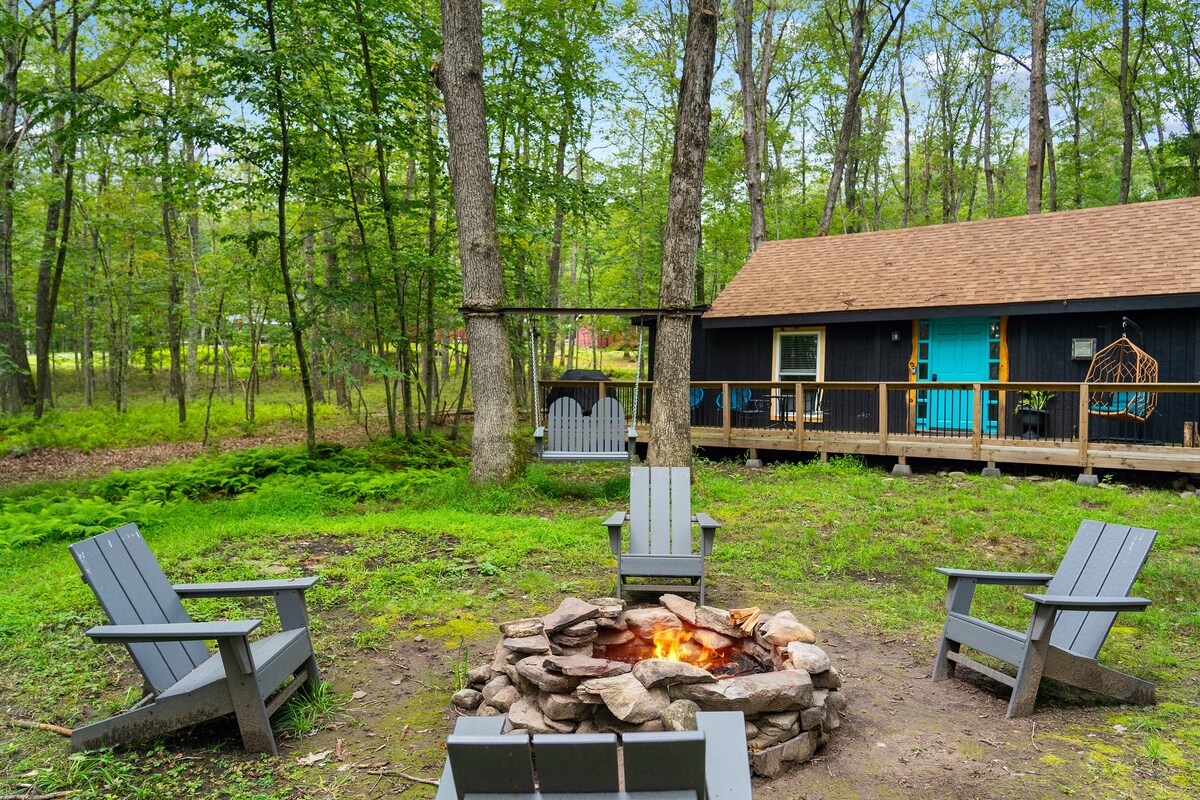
[651,627,725,668]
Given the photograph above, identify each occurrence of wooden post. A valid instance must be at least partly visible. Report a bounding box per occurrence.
[1184,421,1196,448]
[722,382,731,446]
[598,381,606,402]
[1078,384,1090,467]
[878,383,889,454]
[795,382,804,451]
[971,383,983,460]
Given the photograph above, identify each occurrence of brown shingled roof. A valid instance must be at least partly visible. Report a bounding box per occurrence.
[705,197,1200,321]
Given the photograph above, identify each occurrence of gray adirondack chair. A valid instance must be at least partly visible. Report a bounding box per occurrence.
[69,523,322,754]
[932,519,1156,718]
[535,396,637,461]
[435,711,752,800]
[604,466,720,605]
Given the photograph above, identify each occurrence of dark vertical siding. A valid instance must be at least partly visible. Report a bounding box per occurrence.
[1008,309,1196,382]
[1008,309,1198,445]
[693,320,911,382]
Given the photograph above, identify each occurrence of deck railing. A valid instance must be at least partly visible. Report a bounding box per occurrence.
[536,380,1200,473]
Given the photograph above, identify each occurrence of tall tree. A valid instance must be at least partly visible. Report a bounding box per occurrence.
[734,0,777,253]
[0,0,47,413]
[646,0,720,467]
[1026,0,1048,213]
[818,0,910,235]
[264,0,316,452]
[439,0,520,482]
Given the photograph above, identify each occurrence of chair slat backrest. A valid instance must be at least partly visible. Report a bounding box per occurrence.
[447,730,705,799]
[69,523,210,692]
[590,397,627,454]
[1046,519,1157,658]
[623,731,707,799]
[629,467,693,557]
[447,733,535,799]
[546,397,584,453]
[532,734,619,794]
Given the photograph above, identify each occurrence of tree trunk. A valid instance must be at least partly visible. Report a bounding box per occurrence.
[897,16,910,227]
[185,135,200,397]
[438,0,520,482]
[303,230,324,403]
[544,122,568,375]
[646,0,719,468]
[1117,0,1147,204]
[161,109,186,424]
[0,0,36,413]
[33,112,66,418]
[353,0,411,435]
[734,0,766,252]
[265,0,315,453]
[423,105,438,434]
[1026,0,1048,214]
[322,225,349,409]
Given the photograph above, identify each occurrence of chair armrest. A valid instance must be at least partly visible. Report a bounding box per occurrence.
[934,568,1054,586]
[603,512,628,555]
[533,426,545,439]
[693,513,720,557]
[86,620,261,643]
[603,511,628,528]
[173,577,321,597]
[626,428,637,441]
[1023,594,1151,612]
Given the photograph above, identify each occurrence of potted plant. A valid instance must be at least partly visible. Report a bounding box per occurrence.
[1014,390,1055,439]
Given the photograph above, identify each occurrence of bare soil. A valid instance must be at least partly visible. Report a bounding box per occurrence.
[0,428,367,486]
[272,618,1110,800]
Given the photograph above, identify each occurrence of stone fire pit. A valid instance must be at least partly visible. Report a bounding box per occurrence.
[451,594,846,778]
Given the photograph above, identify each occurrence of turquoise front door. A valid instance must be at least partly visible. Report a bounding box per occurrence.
[917,317,996,432]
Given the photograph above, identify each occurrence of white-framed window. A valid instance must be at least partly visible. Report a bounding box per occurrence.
[772,328,825,420]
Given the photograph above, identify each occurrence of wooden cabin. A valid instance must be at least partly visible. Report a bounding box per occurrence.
[560,198,1200,477]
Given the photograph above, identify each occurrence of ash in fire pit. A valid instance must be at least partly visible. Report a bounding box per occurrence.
[452,594,846,778]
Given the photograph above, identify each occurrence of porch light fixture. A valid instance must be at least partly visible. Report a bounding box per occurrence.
[890,330,901,342]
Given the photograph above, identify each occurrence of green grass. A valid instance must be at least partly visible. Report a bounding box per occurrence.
[1,451,1198,798]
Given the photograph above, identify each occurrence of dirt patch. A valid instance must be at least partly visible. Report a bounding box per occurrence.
[750,625,1090,799]
[264,614,1107,800]
[0,428,367,487]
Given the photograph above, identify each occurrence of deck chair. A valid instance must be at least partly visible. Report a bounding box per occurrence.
[932,519,1156,718]
[69,523,322,754]
[535,396,637,461]
[435,711,752,800]
[604,466,720,605]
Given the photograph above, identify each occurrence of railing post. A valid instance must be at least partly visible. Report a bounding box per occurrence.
[795,382,804,451]
[598,381,606,402]
[1078,383,1090,467]
[971,383,983,460]
[878,383,889,454]
[722,382,731,446]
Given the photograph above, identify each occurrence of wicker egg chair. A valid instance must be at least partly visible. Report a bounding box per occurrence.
[1085,323,1158,422]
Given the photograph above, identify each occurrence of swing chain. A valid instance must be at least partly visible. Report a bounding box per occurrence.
[632,327,644,429]
[530,323,541,426]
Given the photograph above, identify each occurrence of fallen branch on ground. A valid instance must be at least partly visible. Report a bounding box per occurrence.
[3,718,72,737]
[362,767,444,786]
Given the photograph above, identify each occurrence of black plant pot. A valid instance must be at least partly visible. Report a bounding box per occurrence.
[1017,408,1049,439]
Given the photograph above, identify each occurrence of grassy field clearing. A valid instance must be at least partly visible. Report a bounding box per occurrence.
[1,444,1198,799]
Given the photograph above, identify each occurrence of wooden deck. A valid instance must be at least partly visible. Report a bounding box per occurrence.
[538,380,1200,475]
